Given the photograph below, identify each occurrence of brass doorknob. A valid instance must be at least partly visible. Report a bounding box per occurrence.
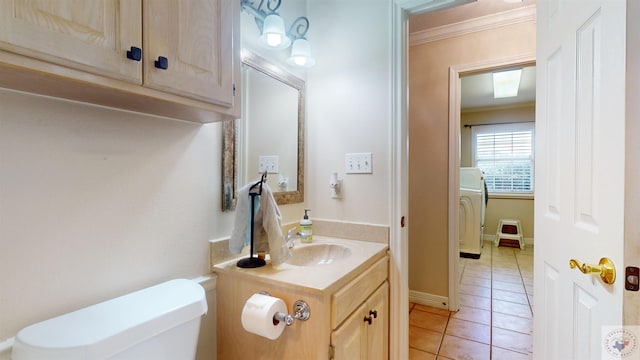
[569,257,616,284]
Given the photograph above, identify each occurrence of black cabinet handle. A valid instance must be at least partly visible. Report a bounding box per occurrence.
[364,315,372,325]
[126,46,142,61]
[154,56,168,70]
[369,310,378,319]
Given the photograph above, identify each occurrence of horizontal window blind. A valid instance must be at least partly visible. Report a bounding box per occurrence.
[472,122,534,193]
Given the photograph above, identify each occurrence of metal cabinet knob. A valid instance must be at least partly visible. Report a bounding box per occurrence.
[154,56,168,70]
[126,46,142,61]
[364,315,373,325]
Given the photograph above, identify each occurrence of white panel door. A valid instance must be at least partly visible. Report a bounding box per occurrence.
[534,0,626,359]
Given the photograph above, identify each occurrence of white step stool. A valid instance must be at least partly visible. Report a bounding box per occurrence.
[495,219,524,249]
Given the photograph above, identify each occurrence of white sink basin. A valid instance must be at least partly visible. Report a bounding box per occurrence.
[286,243,352,266]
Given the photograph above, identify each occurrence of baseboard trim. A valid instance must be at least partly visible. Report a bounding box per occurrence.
[409,290,449,310]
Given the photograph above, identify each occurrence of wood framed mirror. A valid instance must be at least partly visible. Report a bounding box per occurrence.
[222,51,304,211]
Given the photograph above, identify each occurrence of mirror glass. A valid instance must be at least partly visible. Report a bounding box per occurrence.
[222,52,304,211]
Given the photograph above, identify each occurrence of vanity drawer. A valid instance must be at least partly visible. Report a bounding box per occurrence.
[331,256,388,329]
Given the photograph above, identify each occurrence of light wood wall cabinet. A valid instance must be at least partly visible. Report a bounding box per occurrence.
[0,0,240,123]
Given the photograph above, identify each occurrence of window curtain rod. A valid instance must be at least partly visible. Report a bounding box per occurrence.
[463,121,531,128]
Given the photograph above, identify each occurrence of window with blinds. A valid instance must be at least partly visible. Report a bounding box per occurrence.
[472,122,534,194]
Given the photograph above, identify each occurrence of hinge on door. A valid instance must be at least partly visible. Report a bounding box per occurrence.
[233,83,236,96]
[328,344,334,359]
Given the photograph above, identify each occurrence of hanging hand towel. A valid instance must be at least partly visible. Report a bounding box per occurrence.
[254,183,291,266]
[229,182,257,254]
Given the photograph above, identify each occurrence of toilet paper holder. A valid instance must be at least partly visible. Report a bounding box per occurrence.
[261,292,311,326]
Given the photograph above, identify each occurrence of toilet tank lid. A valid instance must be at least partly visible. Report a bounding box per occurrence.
[14,279,206,356]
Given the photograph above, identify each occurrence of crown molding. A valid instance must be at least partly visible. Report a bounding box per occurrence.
[395,0,475,15]
[409,5,536,46]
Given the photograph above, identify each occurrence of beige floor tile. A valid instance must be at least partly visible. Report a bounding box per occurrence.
[410,326,443,354]
[438,335,490,360]
[458,293,491,311]
[492,280,525,294]
[492,299,532,319]
[409,347,437,360]
[492,273,522,284]
[409,244,536,359]
[445,317,491,344]
[492,289,529,305]
[491,346,532,359]
[451,306,491,325]
[463,268,492,279]
[520,270,533,278]
[414,304,452,317]
[492,312,533,335]
[410,309,449,333]
[524,284,534,295]
[492,327,533,354]
[521,275,534,286]
[492,265,520,273]
[459,283,492,298]
[461,275,492,288]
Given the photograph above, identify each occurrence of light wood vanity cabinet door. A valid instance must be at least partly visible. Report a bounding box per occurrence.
[366,281,389,360]
[331,303,366,360]
[331,281,389,360]
[144,0,235,107]
[0,0,142,83]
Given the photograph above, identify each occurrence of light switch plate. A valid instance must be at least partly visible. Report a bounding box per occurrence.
[258,155,279,173]
[345,152,372,174]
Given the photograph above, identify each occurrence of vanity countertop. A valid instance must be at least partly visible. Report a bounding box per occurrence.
[211,236,388,295]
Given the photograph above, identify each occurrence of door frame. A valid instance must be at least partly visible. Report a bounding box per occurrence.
[390,1,473,358]
[447,54,536,310]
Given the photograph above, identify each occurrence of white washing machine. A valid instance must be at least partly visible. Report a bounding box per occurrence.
[460,188,483,258]
[459,167,487,258]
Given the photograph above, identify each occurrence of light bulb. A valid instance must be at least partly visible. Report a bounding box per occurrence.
[294,56,307,66]
[266,33,282,47]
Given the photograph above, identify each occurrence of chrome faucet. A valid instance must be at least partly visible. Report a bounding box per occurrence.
[286,226,308,248]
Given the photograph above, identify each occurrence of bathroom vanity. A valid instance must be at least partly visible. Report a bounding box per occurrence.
[212,237,388,360]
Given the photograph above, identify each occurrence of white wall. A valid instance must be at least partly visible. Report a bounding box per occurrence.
[306,0,392,225]
[0,88,234,345]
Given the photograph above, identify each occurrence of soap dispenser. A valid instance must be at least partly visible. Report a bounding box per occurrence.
[299,209,313,243]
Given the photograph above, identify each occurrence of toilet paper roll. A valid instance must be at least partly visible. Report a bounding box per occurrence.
[241,293,287,340]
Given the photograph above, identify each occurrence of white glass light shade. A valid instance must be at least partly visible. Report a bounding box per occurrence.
[259,14,291,49]
[286,38,316,68]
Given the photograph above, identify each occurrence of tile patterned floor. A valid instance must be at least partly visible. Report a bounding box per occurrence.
[409,243,534,359]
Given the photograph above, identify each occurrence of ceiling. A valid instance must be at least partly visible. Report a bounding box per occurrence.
[461,65,536,110]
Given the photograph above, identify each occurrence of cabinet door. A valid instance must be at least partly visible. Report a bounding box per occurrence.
[0,0,142,83]
[331,303,366,360]
[144,0,236,107]
[366,281,389,360]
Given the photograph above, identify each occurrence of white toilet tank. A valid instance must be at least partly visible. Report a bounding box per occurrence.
[12,279,207,360]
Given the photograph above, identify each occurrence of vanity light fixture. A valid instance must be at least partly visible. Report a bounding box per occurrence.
[493,68,522,98]
[241,0,316,68]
